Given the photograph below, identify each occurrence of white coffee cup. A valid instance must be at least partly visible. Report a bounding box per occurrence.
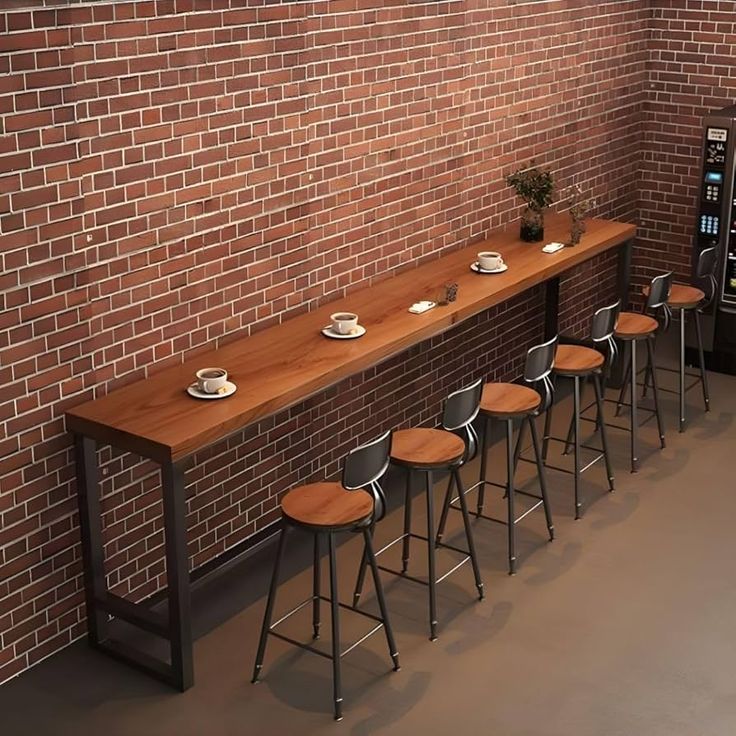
[196,367,228,394]
[478,251,504,271]
[330,312,359,335]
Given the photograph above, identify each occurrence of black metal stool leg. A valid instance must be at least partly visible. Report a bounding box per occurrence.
[630,339,638,473]
[593,372,615,491]
[641,343,652,400]
[512,415,527,478]
[401,469,413,573]
[252,526,288,683]
[505,419,516,575]
[528,416,554,540]
[351,521,371,607]
[646,337,666,449]
[477,415,489,516]
[563,388,575,456]
[327,533,342,721]
[616,343,631,417]
[678,308,686,432]
[425,470,438,640]
[313,533,321,639]
[542,374,557,462]
[694,309,710,412]
[362,528,401,673]
[573,375,582,519]
[453,468,484,600]
[435,470,455,545]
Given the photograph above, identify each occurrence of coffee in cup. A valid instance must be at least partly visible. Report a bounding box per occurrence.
[330,312,359,335]
[196,367,228,394]
[477,251,504,271]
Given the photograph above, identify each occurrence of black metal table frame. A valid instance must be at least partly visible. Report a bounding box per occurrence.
[72,236,633,692]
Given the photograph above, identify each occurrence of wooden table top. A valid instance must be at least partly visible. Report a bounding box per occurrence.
[65,212,635,463]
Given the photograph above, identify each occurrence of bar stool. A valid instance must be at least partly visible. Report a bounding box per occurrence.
[614,272,670,472]
[352,380,485,642]
[641,247,716,431]
[541,302,619,519]
[251,431,399,722]
[437,338,557,575]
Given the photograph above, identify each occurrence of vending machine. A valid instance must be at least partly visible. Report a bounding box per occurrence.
[688,104,736,374]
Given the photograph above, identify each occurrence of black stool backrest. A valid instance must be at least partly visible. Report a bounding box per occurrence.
[442,377,483,463]
[591,300,620,370]
[645,271,673,330]
[524,336,558,413]
[696,246,718,308]
[342,429,392,521]
[645,271,673,309]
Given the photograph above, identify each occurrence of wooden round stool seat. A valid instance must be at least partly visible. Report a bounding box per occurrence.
[669,284,705,309]
[642,283,704,310]
[614,312,658,340]
[480,382,541,418]
[553,344,605,376]
[281,482,373,530]
[390,428,465,469]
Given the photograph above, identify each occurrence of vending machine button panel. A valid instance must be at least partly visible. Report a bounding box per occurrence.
[700,214,720,236]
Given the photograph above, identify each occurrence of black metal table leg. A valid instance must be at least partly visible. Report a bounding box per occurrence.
[544,276,560,342]
[617,238,633,310]
[162,460,194,691]
[75,434,109,646]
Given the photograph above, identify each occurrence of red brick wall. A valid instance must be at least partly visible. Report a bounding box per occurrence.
[639,0,736,288]
[0,1,646,683]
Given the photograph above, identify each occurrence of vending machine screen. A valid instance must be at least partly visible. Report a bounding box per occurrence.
[704,170,723,202]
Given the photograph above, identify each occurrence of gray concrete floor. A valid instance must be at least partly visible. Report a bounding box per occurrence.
[2,339,736,736]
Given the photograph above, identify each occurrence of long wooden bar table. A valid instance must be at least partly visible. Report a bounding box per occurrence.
[66,211,636,690]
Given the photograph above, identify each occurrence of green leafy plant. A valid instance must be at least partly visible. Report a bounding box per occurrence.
[505,163,555,211]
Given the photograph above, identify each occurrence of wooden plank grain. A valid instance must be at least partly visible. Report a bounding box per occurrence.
[65,213,636,462]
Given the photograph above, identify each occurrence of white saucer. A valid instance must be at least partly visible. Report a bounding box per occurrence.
[471,262,508,274]
[321,324,367,340]
[186,380,237,399]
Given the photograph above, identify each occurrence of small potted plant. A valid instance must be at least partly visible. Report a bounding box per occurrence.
[506,162,555,242]
[566,184,596,246]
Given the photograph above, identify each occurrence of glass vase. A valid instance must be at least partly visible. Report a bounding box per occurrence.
[520,206,544,242]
